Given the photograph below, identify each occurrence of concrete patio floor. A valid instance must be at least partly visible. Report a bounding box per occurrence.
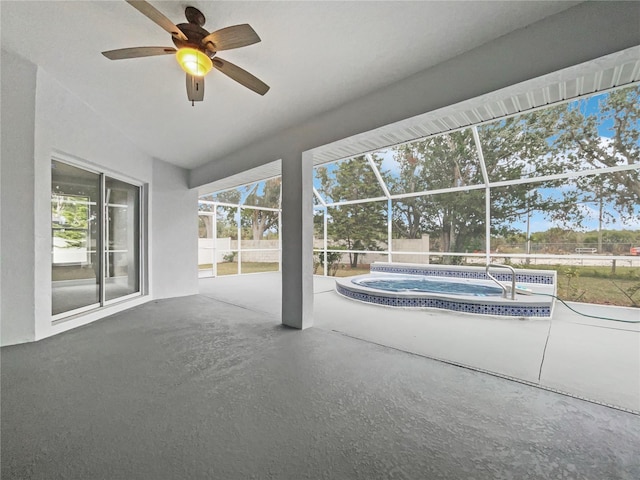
[199,272,640,413]
[4,292,639,479]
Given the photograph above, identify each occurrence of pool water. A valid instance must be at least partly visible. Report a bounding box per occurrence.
[354,276,504,296]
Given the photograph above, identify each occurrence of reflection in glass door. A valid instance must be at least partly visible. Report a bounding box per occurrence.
[51,161,101,315]
[105,177,140,302]
[51,160,142,318]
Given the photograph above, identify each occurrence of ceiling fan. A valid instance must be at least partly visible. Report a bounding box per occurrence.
[102,0,269,104]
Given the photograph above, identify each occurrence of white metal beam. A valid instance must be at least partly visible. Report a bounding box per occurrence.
[365,153,391,199]
[313,187,327,207]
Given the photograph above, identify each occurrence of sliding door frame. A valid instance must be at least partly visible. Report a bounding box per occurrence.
[51,154,146,322]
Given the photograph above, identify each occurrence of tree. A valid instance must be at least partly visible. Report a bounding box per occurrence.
[387,101,620,261]
[313,85,639,265]
[583,229,640,255]
[556,86,639,202]
[554,86,640,249]
[316,157,388,267]
[52,194,91,247]
[198,189,240,239]
[390,130,487,260]
[198,178,281,241]
[530,227,578,254]
[389,149,426,240]
[242,178,281,240]
[477,105,583,237]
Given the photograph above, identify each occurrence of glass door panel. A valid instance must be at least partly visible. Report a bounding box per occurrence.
[51,161,101,315]
[104,177,140,301]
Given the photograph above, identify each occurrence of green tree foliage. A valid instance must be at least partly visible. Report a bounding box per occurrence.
[198,190,239,239]
[478,105,581,232]
[554,87,640,250]
[199,178,281,240]
[388,117,582,260]
[52,194,91,248]
[313,250,344,276]
[384,85,639,261]
[316,157,387,267]
[583,229,640,246]
[391,130,486,258]
[242,178,280,239]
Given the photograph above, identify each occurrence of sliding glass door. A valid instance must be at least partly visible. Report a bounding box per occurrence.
[51,162,101,315]
[52,160,142,318]
[105,177,140,302]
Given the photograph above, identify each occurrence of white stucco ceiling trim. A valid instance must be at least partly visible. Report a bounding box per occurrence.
[197,159,281,196]
[309,46,640,167]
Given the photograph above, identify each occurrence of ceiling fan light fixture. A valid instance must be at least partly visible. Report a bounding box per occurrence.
[102,2,269,99]
[176,48,212,77]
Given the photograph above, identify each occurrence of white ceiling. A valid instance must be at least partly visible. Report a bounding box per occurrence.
[1,1,581,170]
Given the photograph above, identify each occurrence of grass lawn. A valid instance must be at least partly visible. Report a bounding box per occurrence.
[543,265,639,307]
[200,262,640,307]
[556,275,639,306]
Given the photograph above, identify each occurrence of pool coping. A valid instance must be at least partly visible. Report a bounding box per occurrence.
[336,263,557,318]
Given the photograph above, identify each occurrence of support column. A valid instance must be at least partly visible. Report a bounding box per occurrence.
[281,151,314,329]
[1,50,38,345]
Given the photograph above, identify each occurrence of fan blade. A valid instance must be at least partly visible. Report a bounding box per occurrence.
[202,24,260,52]
[102,46,176,60]
[213,57,270,95]
[125,0,188,41]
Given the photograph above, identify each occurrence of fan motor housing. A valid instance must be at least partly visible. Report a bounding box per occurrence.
[172,23,215,57]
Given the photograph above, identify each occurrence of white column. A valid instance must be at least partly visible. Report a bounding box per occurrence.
[472,126,491,265]
[281,151,314,329]
[1,51,38,345]
[237,207,242,275]
[213,204,218,277]
[323,207,328,277]
[387,199,393,263]
[278,210,282,272]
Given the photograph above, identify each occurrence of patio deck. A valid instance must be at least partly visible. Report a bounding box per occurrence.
[199,272,640,413]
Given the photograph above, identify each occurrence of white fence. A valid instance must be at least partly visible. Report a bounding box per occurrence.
[198,238,231,264]
[198,238,280,265]
[313,235,431,265]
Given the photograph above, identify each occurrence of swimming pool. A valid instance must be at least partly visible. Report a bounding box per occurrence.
[335,263,557,318]
[353,276,504,296]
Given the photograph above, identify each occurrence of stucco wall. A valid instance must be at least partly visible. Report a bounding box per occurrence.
[0,53,198,346]
[1,49,38,345]
[150,160,198,299]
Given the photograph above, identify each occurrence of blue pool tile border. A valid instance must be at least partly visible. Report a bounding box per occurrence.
[336,283,552,317]
[370,264,555,285]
